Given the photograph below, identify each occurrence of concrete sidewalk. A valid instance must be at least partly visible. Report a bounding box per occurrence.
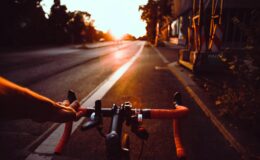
[156,45,259,160]
[163,40,185,49]
[167,62,249,159]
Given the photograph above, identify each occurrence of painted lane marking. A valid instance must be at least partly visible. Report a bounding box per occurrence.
[25,41,145,160]
[168,62,249,159]
[154,46,248,159]
[151,45,169,64]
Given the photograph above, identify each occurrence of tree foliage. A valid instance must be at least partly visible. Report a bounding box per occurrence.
[0,0,103,47]
[67,11,91,43]
[48,0,70,43]
[139,0,158,43]
[139,0,171,43]
[0,0,48,46]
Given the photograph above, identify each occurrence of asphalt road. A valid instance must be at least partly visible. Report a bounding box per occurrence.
[0,41,239,160]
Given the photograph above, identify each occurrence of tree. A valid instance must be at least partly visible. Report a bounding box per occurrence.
[67,11,91,43]
[85,22,97,42]
[157,0,171,20]
[0,0,100,47]
[139,0,172,43]
[102,30,114,41]
[122,34,136,40]
[0,0,48,46]
[139,0,158,43]
[67,11,101,43]
[48,0,70,43]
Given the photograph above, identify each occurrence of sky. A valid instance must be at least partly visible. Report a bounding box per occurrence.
[41,0,148,38]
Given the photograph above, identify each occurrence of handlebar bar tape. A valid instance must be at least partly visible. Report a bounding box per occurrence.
[54,121,73,154]
[150,106,189,119]
[173,119,186,160]
[54,91,77,154]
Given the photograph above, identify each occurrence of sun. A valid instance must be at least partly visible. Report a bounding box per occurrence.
[110,28,126,40]
[41,0,148,37]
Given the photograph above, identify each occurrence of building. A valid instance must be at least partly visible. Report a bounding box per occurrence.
[161,0,260,48]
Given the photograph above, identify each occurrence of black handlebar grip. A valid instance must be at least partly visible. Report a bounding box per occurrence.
[174,92,182,106]
[68,90,77,103]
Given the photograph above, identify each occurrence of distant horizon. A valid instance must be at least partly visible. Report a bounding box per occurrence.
[41,0,148,38]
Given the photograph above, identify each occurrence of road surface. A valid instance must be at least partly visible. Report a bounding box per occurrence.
[0,41,239,160]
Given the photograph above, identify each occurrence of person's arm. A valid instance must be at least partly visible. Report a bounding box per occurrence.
[0,77,78,122]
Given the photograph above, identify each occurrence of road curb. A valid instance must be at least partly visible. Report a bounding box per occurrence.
[167,62,250,160]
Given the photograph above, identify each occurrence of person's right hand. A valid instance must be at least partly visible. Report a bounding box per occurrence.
[52,100,87,123]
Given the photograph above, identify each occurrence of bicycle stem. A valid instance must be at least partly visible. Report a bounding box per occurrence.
[106,104,125,160]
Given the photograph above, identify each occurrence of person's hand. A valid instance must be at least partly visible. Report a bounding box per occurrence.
[0,77,86,123]
[20,98,87,123]
[32,100,78,123]
[52,100,86,123]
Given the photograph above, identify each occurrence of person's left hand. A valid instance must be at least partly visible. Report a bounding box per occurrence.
[0,77,87,123]
[53,100,86,123]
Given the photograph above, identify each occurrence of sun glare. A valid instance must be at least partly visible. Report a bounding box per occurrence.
[41,0,148,37]
[110,29,125,40]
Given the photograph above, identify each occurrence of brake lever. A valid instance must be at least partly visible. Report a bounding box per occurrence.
[174,92,182,106]
[54,90,77,154]
[81,100,105,137]
[130,115,149,140]
[68,90,77,104]
[81,116,100,130]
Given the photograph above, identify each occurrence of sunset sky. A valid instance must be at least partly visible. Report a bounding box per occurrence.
[41,0,148,38]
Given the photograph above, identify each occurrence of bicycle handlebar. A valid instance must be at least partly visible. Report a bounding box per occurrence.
[54,121,72,154]
[66,106,188,119]
[54,106,189,150]
[148,107,189,119]
[54,91,189,160]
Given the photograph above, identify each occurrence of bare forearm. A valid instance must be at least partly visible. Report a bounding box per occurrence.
[0,77,76,122]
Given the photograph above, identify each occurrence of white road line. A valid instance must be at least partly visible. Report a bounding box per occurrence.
[26,41,145,160]
[168,62,249,159]
[151,45,170,64]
